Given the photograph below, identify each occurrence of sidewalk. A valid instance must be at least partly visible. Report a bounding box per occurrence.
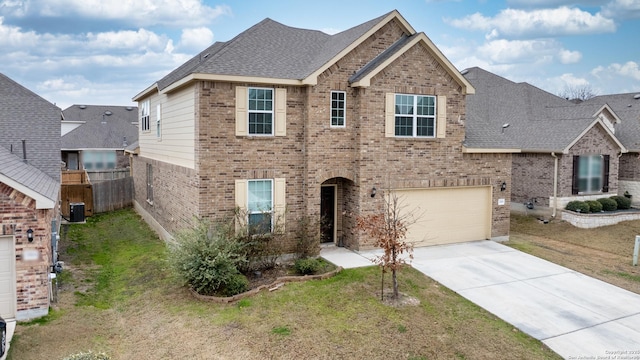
[321,241,640,359]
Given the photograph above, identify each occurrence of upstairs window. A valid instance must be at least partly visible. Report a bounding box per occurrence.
[248,88,273,135]
[140,100,150,132]
[331,91,346,127]
[394,94,436,137]
[156,104,161,139]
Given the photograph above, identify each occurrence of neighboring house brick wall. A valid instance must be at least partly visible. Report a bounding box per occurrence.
[619,153,640,180]
[0,183,53,320]
[559,125,620,197]
[512,153,554,207]
[132,156,199,238]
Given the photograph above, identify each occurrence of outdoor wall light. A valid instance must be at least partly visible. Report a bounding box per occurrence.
[500,181,507,191]
[501,123,510,133]
[371,187,377,198]
[27,228,34,242]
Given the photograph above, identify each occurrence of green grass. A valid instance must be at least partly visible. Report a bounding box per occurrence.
[602,269,640,283]
[19,308,64,326]
[62,209,167,309]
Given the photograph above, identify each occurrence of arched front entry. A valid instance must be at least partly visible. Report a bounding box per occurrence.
[320,177,356,247]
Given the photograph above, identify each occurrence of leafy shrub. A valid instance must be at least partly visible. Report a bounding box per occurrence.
[597,197,618,211]
[234,207,285,273]
[220,273,249,296]
[295,215,322,259]
[63,351,111,360]
[585,200,603,213]
[294,257,322,275]
[169,219,248,296]
[565,200,589,213]
[611,195,631,210]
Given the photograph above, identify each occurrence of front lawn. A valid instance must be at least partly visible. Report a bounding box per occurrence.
[507,214,640,294]
[8,209,559,359]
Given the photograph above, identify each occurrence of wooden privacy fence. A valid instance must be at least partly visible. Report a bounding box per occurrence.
[92,177,134,213]
[61,170,94,218]
[61,170,134,218]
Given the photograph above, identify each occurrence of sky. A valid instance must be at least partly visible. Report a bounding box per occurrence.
[0,0,639,110]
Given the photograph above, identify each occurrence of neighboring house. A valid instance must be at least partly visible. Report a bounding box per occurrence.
[0,73,61,321]
[463,67,639,216]
[61,105,138,175]
[131,10,512,251]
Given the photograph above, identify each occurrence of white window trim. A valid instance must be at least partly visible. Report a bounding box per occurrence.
[248,179,274,232]
[330,91,346,128]
[141,100,150,132]
[156,104,162,140]
[248,87,274,136]
[394,93,437,138]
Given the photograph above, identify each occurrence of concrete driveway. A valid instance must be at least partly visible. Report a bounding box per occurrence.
[321,241,640,358]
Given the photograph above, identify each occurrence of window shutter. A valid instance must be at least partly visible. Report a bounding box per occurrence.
[602,155,610,193]
[275,88,287,136]
[436,96,447,138]
[235,179,247,232]
[385,93,395,137]
[274,178,286,230]
[235,86,247,136]
[572,156,579,195]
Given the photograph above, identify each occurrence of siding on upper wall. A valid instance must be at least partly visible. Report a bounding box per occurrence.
[138,85,196,169]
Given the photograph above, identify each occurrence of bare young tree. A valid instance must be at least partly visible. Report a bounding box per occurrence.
[559,84,597,102]
[357,191,415,300]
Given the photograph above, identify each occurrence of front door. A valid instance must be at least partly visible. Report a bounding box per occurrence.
[320,186,336,243]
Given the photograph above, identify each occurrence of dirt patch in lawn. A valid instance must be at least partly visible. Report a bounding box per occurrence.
[507,214,640,294]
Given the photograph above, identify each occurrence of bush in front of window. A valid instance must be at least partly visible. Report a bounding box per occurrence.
[585,200,603,213]
[234,207,286,273]
[294,257,322,275]
[168,219,249,296]
[611,195,632,210]
[597,197,618,211]
[565,200,590,213]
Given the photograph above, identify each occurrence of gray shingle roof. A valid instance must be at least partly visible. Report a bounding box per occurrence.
[349,34,413,83]
[0,145,59,203]
[463,67,621,151]
[0,73,62,182]
[156,12,393,90]
[62,105,139,149]
[583,93,640,151]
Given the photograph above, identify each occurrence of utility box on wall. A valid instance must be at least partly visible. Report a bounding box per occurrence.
[69,202,85,223]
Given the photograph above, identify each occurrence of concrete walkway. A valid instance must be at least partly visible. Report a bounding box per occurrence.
[321,241,640,359]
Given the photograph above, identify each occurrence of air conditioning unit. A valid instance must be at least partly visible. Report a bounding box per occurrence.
[69,202,85,223]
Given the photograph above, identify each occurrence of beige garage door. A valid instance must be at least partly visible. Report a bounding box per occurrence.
[0,235,16,319]
[394,186,492,247]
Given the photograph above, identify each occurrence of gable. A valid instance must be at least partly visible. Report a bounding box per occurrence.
[349,33,474,94]
[567,120,625,154]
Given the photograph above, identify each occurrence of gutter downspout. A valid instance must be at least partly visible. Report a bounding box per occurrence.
[551,152,558,218]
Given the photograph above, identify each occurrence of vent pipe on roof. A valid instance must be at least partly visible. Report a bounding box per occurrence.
[21,139,27,163]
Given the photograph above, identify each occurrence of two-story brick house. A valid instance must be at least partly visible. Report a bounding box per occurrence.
[131,10,511,251]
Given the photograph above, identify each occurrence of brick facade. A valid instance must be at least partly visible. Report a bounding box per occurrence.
[0,183,54,320]
[512,124,622,211]
[133,17,511,250]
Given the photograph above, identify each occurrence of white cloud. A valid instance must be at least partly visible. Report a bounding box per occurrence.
[558,49,582,64]
[87,29,168,52]
[177,27,214,52]
[601,0,640,19]
[446,6,616,38]
[0,0,232,28]
[593,61,640,81]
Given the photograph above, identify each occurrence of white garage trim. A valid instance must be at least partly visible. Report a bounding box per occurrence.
[0,235,16,320]
[393,186,492,247]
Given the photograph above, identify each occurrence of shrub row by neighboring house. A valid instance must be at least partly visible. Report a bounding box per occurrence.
[0,73,62,321]
[129,10,512,251]
[463,67,640,217]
